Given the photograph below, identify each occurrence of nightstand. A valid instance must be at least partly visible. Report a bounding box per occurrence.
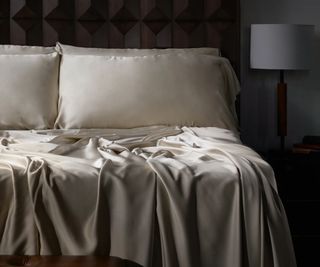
[264,151,320,267]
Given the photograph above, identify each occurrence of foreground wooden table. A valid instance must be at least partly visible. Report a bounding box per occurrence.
[0,256,142,267]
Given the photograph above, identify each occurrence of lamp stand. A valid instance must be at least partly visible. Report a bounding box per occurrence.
[277,70,287,152]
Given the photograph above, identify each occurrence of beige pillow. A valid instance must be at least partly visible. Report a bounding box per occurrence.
[56,53,239,131]
[56,43,220,57]
[0,44,55,54]
[0,53,59,129]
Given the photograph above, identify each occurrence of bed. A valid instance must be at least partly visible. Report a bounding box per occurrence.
[0,1,296,266]
[0,44,296,267]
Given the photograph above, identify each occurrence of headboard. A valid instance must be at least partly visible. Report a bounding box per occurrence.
[0,0,239,74]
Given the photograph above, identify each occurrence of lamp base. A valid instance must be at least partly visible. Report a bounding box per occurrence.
[277,74,287,152]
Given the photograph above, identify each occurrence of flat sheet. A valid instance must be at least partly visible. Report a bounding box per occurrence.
[0,126,296,267]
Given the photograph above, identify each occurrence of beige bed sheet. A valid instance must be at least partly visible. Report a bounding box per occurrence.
[0,126,296,267]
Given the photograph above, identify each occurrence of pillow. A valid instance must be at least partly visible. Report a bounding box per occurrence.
[0,44,55,54]
[0,53,59,129]
[56,43,220,57]
[56,53,240,131]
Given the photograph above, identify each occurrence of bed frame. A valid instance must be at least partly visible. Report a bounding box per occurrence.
[0,0,240,112]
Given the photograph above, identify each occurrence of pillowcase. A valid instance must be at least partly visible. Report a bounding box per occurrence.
[0,53,59,129]
[56,43,220,57]
[0,44,55,54]
[56,53,240,131]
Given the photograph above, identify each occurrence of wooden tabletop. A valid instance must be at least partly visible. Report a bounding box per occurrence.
[0,256,142,267]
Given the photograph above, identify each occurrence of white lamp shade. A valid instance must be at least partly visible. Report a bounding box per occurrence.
[250,24,314,70]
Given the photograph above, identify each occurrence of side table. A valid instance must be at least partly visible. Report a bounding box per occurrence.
[264,151,320,267]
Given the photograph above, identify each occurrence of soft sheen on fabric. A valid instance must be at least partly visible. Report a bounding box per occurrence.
[0,127,296,267]
[0,53,59,129]
[0,44,55,54]
[56,54,239,130]
[56,43,220,56]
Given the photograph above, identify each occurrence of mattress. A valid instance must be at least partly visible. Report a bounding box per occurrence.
[0,126,296,267]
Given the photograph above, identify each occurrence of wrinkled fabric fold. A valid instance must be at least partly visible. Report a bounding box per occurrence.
[0,126,296,267]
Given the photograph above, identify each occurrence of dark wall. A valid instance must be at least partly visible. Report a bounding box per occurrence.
[0,0,239,73]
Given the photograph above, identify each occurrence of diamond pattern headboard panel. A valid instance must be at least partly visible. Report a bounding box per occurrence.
[0,0,239,73]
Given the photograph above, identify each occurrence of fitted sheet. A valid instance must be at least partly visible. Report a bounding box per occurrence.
[0,126,296,267]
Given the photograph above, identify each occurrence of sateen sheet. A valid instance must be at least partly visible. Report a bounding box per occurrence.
[0,126,296,267]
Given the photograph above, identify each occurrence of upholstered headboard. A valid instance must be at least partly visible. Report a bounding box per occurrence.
[0,0,239,73]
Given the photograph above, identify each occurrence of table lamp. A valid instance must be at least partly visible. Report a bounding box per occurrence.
[250,24,314,151]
